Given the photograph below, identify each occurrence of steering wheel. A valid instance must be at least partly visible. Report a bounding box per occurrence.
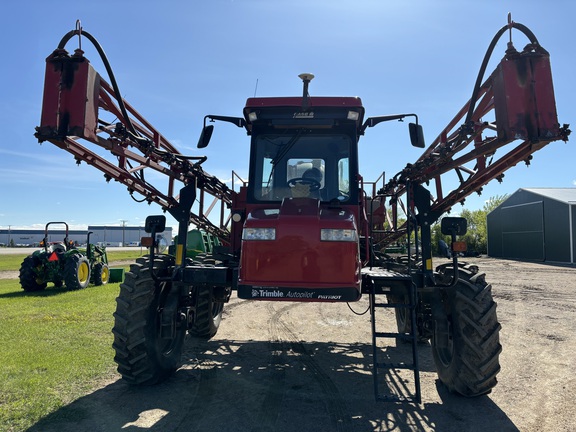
[288,177,321,191]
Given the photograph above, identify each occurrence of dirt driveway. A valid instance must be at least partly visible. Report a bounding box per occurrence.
[27,257,576,431]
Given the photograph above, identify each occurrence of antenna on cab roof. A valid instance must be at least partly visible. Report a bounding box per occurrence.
[298,73,314,111]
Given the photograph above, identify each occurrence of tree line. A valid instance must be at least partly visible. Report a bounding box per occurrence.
[431,194,509,256]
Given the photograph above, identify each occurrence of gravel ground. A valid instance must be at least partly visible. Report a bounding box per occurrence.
[8,256,576,432]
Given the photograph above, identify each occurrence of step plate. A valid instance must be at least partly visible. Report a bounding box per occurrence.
[361,267,412,294]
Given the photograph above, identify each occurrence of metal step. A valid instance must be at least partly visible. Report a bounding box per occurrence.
[369,283,421,404]
[373,301,414,309]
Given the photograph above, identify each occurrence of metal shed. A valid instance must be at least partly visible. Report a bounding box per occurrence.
[487,188,576,264]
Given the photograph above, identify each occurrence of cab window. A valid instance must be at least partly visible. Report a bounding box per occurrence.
[251,133,353,202]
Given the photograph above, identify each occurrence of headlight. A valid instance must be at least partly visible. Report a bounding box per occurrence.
[320,229,357,242]
[242,227,276,241]
[347,110,360,121]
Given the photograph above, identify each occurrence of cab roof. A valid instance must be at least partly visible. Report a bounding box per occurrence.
[243,96,365,132]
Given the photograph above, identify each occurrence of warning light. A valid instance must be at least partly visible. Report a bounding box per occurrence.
[141,236,154,247]
[452,241,467,252]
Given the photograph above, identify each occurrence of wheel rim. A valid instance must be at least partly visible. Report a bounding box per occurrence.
[398,309,408,329]
[434,319,455,367]
[101,266,110,283]
[397,296,409,329]
[212,302,224,319]
[34,264,45,285]
[156,282,181,356]
[78,261,90,283]
[157,314,177,356]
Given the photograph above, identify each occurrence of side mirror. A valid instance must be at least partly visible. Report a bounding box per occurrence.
[441,217,467,236]
[197,125,214,149]
[409,123,425,148]
[145,215,166,234]
[440,217,468,287]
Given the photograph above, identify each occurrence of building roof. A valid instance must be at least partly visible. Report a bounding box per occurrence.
[520,188,576,205]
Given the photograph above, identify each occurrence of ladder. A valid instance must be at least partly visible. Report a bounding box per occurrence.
[364,268,421,403]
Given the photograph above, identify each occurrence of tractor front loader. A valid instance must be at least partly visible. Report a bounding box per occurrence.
[34,18,569,402]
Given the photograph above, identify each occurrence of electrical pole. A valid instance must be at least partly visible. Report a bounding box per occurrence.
[120,220,128,247]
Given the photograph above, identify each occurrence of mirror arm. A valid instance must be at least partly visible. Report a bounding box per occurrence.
[204,115,246,128]
[198,115,247,148]
[361,113,418,134]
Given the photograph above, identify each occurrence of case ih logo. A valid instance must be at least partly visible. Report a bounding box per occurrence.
[293,111,314,119]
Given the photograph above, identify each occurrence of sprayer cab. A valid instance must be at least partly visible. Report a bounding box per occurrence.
[194,74,427,302]
[239,73,422,204]
[243,95,365,204]
[235,94,366,301]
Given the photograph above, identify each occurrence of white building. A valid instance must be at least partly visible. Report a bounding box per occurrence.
[0,225,172,247]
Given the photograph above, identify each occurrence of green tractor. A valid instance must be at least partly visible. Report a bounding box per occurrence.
[168,228,221,259]
[85,231,110,286]
[19,222,108,292]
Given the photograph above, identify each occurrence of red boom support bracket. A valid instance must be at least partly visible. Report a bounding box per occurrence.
[35,47,234,244]
[372,42,569,247]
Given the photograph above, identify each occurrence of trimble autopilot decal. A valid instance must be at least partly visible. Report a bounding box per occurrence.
[251,288,316,299]
[239,285,359,301]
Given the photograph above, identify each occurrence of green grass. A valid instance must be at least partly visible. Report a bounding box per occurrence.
[0,277,123,431]
[0,249,145,272]
[0,254,26,271]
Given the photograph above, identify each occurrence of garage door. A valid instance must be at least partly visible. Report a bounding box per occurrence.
[501,201,544,260]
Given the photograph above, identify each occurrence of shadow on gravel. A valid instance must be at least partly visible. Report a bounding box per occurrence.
[29,339,518,432]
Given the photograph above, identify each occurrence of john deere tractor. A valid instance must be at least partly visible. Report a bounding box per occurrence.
[85,231,110,286]
[19,222,108,292]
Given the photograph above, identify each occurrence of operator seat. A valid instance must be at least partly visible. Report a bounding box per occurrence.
[49,243,66,253]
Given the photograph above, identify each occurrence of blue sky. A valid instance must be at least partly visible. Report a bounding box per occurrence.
[1,0,574,232]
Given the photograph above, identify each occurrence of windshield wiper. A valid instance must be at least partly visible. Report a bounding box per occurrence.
[270,129,305,166]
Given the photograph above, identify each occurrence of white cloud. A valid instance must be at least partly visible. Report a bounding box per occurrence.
[234,177,247,186]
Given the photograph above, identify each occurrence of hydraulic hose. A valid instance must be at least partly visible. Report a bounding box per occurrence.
[56,24,209,179]
[57,28,142,142]
[463,21,541,131]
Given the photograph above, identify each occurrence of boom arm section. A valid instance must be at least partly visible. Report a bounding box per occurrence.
[374,21,570,247]
[35,28,234,243]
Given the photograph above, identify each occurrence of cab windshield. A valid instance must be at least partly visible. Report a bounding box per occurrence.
[250,132,354,203]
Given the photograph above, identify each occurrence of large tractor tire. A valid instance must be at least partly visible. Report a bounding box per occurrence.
[387,293,412,335]
[19,255,47,292]
[431,265,501,397]
[92,262,110,286]
[112,255,186,385]
[189,285,224,339]
[387,290,429,344]
[64,254,91,290]
[188,255,224,339]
